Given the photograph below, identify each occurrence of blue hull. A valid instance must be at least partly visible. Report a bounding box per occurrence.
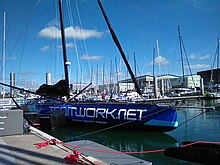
[36,102,178,132]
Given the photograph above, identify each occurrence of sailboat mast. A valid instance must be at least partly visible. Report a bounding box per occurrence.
[115,57,119,93]
[96,63,98,94]
[97,0,142,97]
[102,62,105,91]
[217,38,219,71]
[217,38,219,91]
[2,12,6,98]
[210,38,219,86]
[178,25,185,86]
[134,52,137,77]
[153,48,155,78]
[156,39,161,76]
[58,0,70,98]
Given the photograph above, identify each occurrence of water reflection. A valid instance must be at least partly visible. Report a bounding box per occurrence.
[168,99,220,142]
[47,124,181,164]
[48,125,179,148]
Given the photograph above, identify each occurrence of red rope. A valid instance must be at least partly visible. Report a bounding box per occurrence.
[34,141,50,149]
[63,144,165,155]
[34,139,220,164]
[33,139,82,164]
[63,141,220,155]
[64,150,81,164]
[181,141,220,147]
[34,139,220,155]
[34,139,63,149]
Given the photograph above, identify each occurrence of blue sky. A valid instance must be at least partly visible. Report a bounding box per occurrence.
[0,0,220,89]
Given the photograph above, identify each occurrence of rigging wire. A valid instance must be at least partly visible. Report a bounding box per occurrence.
[0,18,24,80]
[17,0,34,83]
[170,29,179,76]
[66,0,93,84]
[155,39,171,94]
[75,0,92,82]
[210,39,219,83]
[177,107,213,127]
[54,0,64,82]
[181,37,196,88]
[65,0,81,83]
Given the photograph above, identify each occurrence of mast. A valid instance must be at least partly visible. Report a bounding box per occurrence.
[156,39,161,77]
[80,68,82,91]
[210,38,220,91]
[217,38,219,92]
[109,59,112,94]
[153,48,155,78]
[58,0,70,98]
[178,25,185,87]
[97,0,142,97]
[134,52,137,77]
[217,38,219,78]
[96,63,98,94]
[153,48,158,98]
[90,65,93,93]
[2,12,6,98]
[115,57,119,93]
[102,62,105,92]
[76,69,78,92]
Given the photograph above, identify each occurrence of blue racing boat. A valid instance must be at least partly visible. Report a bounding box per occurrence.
[37,102,178,132]
[34,0,179,132]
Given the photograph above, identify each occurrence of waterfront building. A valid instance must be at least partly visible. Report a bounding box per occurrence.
[169,74,201,89]
[94,74,202,94]
[197,68,220,88]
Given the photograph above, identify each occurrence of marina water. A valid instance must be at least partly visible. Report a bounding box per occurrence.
[45,99,220,164]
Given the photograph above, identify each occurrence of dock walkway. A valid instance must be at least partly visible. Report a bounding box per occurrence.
[0,127,151,165]
[66,140,151,165]
[0,133,79,165]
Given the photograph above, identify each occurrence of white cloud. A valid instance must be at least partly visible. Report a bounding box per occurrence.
[154,56,170,65]
[190,54,210,60]
[56,42,75,49]
[192,0,215,11]
[65,26,104,39]
[148,56,170,65]
[117,72,123,77]
[47,19,59,27]
[40,45,50,51]
[199,54,210,60]
[190,54,196,59]
[185,64,210,69]
[80,55,103,61]
[38,26,104,40]
[38,26,59,39]
[65,42,75,48]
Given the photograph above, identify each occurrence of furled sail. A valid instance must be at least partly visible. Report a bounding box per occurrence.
[36,80,68,97]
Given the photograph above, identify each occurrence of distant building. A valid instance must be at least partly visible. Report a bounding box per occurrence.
[94,73,203,94]
[197,68,220,86]
[169,74,201,88]
[70,83,88,93]
[120,75,153,92]
[157,74,179,90]
[118,82,135,92]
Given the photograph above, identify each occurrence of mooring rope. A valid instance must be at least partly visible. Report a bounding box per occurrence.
[178,108,213,127]
[34,138,220,155]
